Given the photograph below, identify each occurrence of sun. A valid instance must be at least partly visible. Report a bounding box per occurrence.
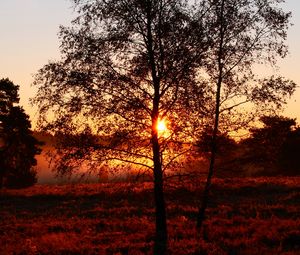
[157,119,167,133]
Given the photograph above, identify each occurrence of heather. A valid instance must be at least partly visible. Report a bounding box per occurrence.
[1,177,300,254]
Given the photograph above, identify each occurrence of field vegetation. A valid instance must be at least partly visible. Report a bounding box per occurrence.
[1,177,300,254]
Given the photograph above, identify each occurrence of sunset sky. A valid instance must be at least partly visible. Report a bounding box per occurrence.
[0,0,299,123]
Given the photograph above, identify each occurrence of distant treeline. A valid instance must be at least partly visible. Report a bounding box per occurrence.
[198,116,300,177]
[33,114,300,180]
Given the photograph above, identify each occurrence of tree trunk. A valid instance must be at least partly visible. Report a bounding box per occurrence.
[196,0,225,235]
[145,1,168,253]
[196,134,218,231]
[152,132,167,254]
[144,1,168,252]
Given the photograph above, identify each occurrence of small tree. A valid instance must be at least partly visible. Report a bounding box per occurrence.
[195,0,296,232]
[0,78,42,189]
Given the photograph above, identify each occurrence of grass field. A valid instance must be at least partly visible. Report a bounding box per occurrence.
[1,177,300,254]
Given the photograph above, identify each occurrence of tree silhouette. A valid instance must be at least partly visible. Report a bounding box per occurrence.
[0,78,19,115]
[0,78,42,189]
[195,0,296,232]
[32,0,208,252]
[279,126,300,175]
[242,115,299,176]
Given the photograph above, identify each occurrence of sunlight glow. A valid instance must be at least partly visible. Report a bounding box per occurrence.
[157,119,167,133]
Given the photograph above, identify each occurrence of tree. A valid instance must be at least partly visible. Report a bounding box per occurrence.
[0,78,19,115]
[0,78,42,189]
[32,1,208,253]
[195,0,296,232]
[242,115,300,176]
[0,78,20,188]
[279,126,300,175]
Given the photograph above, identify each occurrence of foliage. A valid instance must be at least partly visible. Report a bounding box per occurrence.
[192,0,297,142]
[0,78,42,189]
[241,115,300,176]
[32,0,207,174]
[0,78,19,114]
[197,128,237,156]
[193,115,300,178]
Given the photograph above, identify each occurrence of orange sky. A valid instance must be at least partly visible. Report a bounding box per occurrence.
[0,0,299,125]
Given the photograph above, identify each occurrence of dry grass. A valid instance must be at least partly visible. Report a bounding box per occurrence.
[1,177,300,254]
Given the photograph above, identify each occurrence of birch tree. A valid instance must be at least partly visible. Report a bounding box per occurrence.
[32,0,208,253]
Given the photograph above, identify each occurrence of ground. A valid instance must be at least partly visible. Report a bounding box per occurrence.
[1,177,300,254]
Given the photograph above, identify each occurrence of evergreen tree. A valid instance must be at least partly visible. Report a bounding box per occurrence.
[0,78,42,189]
